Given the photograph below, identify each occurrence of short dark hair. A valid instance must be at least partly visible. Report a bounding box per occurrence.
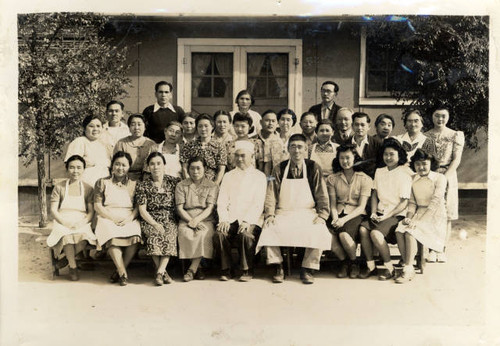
[321,80,339,94]
[127,114,146,127]
[106,100,124,111]
[277,108,297,126]
[82,115,102,135]
[155,81,173,92]
[65,155,86,169]
[235,90,255,106]
[352,112,371,124]
[402,109,424,126]
[331,144,363,173]
[146,151,166,165]
[376,138,408,168]
[261,109,277,119]
[288,133,307,147]
[315,119,334,133]
[300,111,318,123]
[187,155,206,169]
[410,149,439,172]
[232,112,253,127]
[195,113,214,129]
[111,151,133,168]
[213,110,232,123]
[375,113,395,127]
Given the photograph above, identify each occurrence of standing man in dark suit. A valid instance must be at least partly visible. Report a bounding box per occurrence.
[142,81,185,144]
[308,81,342,126]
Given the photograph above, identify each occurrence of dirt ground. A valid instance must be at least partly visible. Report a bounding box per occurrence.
[10,214,497,345]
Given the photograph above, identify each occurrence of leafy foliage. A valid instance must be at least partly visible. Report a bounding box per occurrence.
[18,13,132,165]
[364,16,489,149]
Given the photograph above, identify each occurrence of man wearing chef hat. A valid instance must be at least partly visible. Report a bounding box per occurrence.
[213,140,267,282]
[257,133,332,284]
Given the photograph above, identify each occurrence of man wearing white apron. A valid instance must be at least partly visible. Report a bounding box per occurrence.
[257,133,332,284]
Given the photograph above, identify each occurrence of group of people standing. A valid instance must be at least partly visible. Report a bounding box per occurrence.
[46,80,464,286]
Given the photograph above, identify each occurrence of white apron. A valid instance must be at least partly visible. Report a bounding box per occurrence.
[310,143,337,177]
[95,180,141,246]
[163,144,183,178]
[256,161,332,252]
[47,180,96,247]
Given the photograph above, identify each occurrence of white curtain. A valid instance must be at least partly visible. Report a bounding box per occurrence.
[247,54,266,93]
[269,54,288,98]
[214,54,233,98]
[192,54,212,97]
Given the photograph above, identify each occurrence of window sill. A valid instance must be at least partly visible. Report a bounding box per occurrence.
[359,97,415,106]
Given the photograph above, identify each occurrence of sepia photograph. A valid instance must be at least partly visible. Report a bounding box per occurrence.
[1,1,498,345]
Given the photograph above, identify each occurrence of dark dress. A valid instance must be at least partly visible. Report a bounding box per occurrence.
[179,138,227,182]
[135,174,181,256]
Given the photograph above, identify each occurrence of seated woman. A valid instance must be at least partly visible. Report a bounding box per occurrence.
[94,151,142,286]
[47,155,97,281]
[64,115,111,187]
[180,113,227,185]
[395,149,447,283]
[175,156,219,282]
[114,114,156,181]
[358,138,412,280]
[136,152,181,286]
[326,145,372,279]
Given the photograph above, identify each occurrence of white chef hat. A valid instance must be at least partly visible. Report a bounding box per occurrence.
[234,140,255,154]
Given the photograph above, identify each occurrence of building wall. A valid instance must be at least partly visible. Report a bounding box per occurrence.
[18,18,488,188]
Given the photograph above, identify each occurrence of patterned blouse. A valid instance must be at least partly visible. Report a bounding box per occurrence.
[179,138,228,181]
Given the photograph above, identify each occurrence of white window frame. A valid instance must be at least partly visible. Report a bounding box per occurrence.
[177,38,302,113]
[359,27,415,106]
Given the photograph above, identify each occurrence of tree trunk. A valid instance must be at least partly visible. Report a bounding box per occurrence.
[37,151,48,228]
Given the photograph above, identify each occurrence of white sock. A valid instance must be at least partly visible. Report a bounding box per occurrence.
[367,260,375,271]
[384,261,394,272]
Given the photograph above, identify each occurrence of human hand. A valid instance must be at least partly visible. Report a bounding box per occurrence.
[263,215,275,228]
[217,222,230,235]
[370,213,380,223]
[335,217,347,228]
[153,222,165,234]
[237,221,250,234]
[188,217,199,229]
[195,223,207,233]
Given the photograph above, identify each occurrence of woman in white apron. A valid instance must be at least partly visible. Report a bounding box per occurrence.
[258,135,332,284]
[94,151,142,286]
[64,115,111,187]
[47,155,97,281]
[395,149,447,283]
[309,119,339,178]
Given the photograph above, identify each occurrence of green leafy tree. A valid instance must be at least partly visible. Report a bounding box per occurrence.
[19,13,131,227]
[364,15,488,149]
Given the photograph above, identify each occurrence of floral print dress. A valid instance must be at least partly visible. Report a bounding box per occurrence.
[135,174,181,256]
[180,138,227,182]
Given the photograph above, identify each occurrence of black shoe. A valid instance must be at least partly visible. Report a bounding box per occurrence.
[119,274,128,286]
[337,260,349,278]
[349,262,360,279]
[378,268,395,281]
[220,269,231,281]
[358,267,376,279]
[194,267,206,280]
[109,271,119,283]
[163,271,174,284]
[272,264,284,283]
[55,257,69,270]
[300,268,314,284]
